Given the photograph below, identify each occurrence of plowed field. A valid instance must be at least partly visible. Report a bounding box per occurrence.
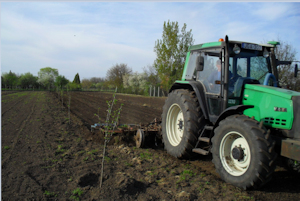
[1,91,300,200]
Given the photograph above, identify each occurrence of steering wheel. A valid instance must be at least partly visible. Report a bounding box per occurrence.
[263,73,278,87]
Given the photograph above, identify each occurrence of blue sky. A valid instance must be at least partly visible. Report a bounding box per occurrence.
[1,2,300,81]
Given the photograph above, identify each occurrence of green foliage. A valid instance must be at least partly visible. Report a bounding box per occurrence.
[99,90,124,188]
[44,190,57,197]
[4,146,10,150]
[176,169,196,183]
[73,73,81,84]
[154,20,194,91]
[18,72,39,89]
[87,149,98,155]
[139,151,152,160]
[81,78,93,90]
[2,70,19,89]
[70,188,84,201]
[55,75,69,89]
[55,145,65,153]
[67,82,81,91]
[125,162,133,167]
[66,73,81,90]
[37,67,59,90]
[104,156,111,162]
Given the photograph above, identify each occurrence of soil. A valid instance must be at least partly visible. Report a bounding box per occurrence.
[1,91,300,201]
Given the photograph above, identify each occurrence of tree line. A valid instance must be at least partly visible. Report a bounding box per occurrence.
[2,20,299,93]
[1,64,161,95]
[1,68,80,91]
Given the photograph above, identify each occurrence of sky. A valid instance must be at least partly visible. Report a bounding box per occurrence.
[1,2,300,81]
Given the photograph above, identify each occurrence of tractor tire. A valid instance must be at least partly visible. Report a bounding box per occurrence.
[211,115,277,189]
[162,89,205,159]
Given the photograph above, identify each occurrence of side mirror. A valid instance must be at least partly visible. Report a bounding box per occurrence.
[295,64,298,77]
[196,56,204,71]
[276,60,292,66]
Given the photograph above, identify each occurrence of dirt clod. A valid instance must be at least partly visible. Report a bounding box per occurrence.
[78,172,99,187]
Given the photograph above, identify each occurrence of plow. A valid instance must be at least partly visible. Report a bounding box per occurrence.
[91,118,162,148]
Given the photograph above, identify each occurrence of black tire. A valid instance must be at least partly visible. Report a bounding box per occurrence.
[211,115,277,189]
[162,89,205,159]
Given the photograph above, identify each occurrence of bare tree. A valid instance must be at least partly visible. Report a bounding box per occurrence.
[273,38,299,91]
[90,77,105,84]
[81,79,93,90]
[106,63,132,88]
[143,65,161,87]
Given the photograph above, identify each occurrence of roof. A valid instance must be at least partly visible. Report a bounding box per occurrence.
[188,40,278,51]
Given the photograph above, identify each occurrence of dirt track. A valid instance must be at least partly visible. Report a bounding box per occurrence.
[1,91,300,200]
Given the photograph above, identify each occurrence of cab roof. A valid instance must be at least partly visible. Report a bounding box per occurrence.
[188,40,279,51]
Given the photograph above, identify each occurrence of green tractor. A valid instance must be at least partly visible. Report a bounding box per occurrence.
[162,35,300,189]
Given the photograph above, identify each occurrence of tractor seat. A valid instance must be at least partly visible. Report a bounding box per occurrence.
[233,77,260,98]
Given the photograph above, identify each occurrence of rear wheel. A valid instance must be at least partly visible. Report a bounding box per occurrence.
[211,115,277,189]
[162,89,205,159]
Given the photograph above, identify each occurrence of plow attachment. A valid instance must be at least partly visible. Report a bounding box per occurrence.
[91,118,162,148]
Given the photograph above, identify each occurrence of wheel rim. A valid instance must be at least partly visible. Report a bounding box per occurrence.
[135,129,144,148]
[166,103,184,146]
[220,131,251,176]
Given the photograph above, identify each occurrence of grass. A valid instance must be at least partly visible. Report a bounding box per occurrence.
[42,164,56,169]
[4,146,10,150]
[125,162,133,167]
[197,183,206,194]
[104,156,111,162]
[176,169,196,183]
[139,151,152,160]
[55,145,65,154]
[44,190,57,197]
[87,149,98,155]
[5,92,28,98]
[70,188,84,201]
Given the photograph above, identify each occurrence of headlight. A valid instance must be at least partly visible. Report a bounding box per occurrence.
[233,44,241,54]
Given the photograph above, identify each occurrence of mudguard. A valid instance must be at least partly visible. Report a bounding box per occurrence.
[214,105,254,128]
[170,81,209,120]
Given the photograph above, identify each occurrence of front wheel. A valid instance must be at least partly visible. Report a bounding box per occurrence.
[211,115,277,189]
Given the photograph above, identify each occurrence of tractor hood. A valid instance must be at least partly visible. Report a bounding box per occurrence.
[244,84,300,99]
[243,84,300,139]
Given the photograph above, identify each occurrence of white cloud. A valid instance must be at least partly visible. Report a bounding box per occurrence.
[251,3,292,21]
[1,2,300,81]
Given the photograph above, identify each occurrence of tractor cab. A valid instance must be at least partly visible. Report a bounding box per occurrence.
[182,36,278,122]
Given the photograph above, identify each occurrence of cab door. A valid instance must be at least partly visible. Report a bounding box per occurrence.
[196,49,224,122]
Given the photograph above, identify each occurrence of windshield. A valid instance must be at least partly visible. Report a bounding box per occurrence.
[228,51,271,99]
[230,55,270,84]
